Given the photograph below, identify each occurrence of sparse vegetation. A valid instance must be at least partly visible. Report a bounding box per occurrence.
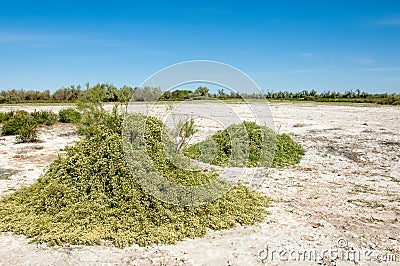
[389,197,400,202]
[367,201,385,209]
[361,216,385,223]
[351,184,376,194]
[0,110,57,131]
[0,109,271,248]
[0,110,57,142]
[391,177,400,183]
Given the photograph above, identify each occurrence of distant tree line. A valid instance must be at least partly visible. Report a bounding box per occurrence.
[1,83,399,105]
[259,89,400,105]
[0,83,158,104]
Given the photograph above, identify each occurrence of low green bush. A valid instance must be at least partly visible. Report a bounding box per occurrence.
[58,108,82,123]
[1,111,30,136]
[76,104,123,137]
[31,110,58,126]
[273,134,305,167]
[1,110,58,137]
[0,111,15,123]
[183,122,305,168]
[15,120,38,143]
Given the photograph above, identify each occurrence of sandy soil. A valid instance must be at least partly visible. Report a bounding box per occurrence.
[0,102,399,266]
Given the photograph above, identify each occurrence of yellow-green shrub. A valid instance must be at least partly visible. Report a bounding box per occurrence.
[0,114,271,248]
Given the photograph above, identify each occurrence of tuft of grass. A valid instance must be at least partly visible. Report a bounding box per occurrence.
[0,112,271,248]
[0,171,14,180]
[390,177,400,183]
[183,122,305,168]
[352,184,376,194]
[361,216,384,223]
[367,201,385,209]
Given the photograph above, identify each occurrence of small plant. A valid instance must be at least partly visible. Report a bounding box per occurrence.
[272,134,306,167]
[352,184,376,194]
[58,108,82,123]
[76,103,122,136]
[1,111,30,136]
[173,117,197,151]
[15,120,38,143]
[1,110,57,137]
[166,101,175,111]
[0,111,15,123]
[0,113,5,123]
[391,177,400,183]
[31,110,58,126]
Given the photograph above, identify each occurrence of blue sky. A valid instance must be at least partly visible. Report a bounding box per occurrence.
[0,0,399,93]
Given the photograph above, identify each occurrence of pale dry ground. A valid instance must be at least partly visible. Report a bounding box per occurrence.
[0,102,399,266]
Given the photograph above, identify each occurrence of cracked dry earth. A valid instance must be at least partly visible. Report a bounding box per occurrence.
[0,102,399,266]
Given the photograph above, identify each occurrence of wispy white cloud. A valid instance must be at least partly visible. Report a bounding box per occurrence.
[288,69,316,74]
[377,17,400,25]
[0,31,126,48]
[248,69,318,76]
[0,32,53,43]
[298,52,313,57]
[360,67,400,71]
[355,58,375,64]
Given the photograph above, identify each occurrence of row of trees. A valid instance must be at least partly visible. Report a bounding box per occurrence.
[0,84,210,103]
[0,83,133,103]
[262,89,379,99]
[0,83,399,105]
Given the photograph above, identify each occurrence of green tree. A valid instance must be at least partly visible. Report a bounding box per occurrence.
[195,86,209,96]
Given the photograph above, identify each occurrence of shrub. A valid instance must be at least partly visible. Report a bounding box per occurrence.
[31,110,58,126]
[1,110,57,136]
[15,120,38,143]
[58,108,82,123]
[1,111,30,136]
[0,114,271,248]
[183,122,305,168]
[172,117,197,151]
[0,111,15,123]
[76,103,122,137]
[272,134,305,167]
